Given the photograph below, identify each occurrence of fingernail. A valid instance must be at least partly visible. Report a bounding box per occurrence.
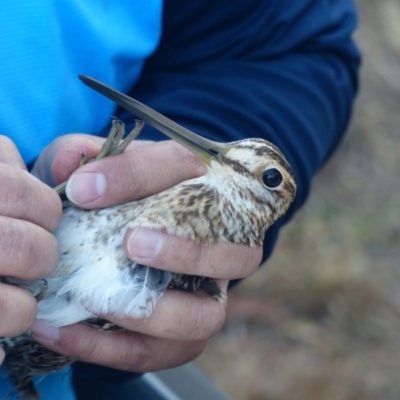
[66,172,106,205]
[128,228,163,259]
[31,320,60,342]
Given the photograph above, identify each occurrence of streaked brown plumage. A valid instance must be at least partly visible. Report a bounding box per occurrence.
[0,77,296,399]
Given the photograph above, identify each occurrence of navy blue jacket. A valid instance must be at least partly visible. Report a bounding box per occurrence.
[119,0,360,265]
[74,0,360,391]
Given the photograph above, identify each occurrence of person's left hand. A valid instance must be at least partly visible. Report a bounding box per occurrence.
[30,132,262,371]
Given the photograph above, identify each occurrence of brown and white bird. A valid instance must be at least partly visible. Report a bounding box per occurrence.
[0,76,296,399]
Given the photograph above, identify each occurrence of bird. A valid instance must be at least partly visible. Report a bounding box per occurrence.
[0,75,297,399]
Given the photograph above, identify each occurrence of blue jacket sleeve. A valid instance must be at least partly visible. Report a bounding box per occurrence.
[118,0,361,264]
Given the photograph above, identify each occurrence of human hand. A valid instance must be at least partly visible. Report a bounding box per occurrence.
[30,133,262,371]
[0,136,62,364]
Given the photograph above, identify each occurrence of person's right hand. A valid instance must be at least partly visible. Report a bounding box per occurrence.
[0,136,62,363]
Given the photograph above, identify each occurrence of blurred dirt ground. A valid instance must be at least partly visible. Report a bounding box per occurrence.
[196,2,400,399]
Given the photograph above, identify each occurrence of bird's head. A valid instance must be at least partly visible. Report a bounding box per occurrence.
[79,75,297,242]
[162,137,297,245]
[215,138,297,225]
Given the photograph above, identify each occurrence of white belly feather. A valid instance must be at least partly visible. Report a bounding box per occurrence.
[35,204,171,327]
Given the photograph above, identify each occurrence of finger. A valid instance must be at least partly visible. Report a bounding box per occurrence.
[32,134,103,186]
[0,164,62,231]
[64,140,207,208]
[0,283,37,336]
[0,216,59,279]
[103,284,228,341]
[32,322,207,372]
[0,136,26,169]
[125,228,263,279]
[32,134,154,187]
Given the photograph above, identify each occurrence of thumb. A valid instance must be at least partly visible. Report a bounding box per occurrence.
[31,134,103,186]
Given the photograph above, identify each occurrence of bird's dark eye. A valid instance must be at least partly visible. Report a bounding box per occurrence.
[262,168,283,188]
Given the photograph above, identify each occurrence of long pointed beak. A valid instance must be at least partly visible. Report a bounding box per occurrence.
[79,75,229,164]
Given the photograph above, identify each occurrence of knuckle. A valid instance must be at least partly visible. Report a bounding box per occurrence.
[121,156,144,197]
[120,334,151,371]
[64,328,99,361]
[175,240,204,274]
[0,164,62,231]
[129,347,149,371]
[0,219,58,279]
[0,285,36,336]
[196,243,213,274]
[0,219,32,275]
[0,136,25,168]
[26,177,63,232]
[188,300,225,341]
[92,151,144,204]
[76,336,98,361]
[44,197,63,232]
[33,232,59,277]
[0,166,26,212]
[41,232,60,277]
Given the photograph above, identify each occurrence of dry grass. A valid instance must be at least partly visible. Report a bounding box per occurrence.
[196,1,400,399]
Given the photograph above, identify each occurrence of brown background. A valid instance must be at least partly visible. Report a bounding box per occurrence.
[197,1,400,399]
